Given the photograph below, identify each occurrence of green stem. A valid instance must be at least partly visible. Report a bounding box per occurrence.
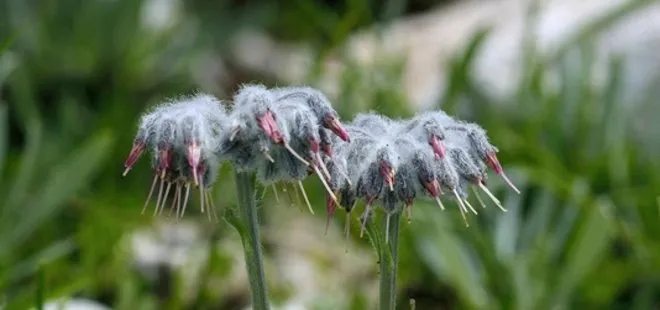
[234,169,270,310]
[379,212,401,310]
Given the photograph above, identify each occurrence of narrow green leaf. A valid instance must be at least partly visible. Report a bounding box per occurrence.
[35,265,44,310]
[364,216,382,261]
[1,120,42,227]
[548,202,580,261]
[519,189,555,252]
[0,52,19,87]
[7,68,41,130]
[554,199,614,306]
[0,103,7,182]
[412,207,489,308]
[440,27,490,112]
[0,30,19,55]
[493,192,523,262]
[511,256,533,310]
[3,238,75,287]
[0,132,113,256]
[601,57,629,185]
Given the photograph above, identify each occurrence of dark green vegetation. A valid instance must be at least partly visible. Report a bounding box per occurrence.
[1,0,659,309]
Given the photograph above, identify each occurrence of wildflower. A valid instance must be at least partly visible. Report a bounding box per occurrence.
[122,93,227,220]
[324,110,519,240]
[217,84,351,214]
[123,84,516,236]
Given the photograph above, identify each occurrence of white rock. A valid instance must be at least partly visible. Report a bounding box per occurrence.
[36,298,110,310]
[229,0,660,110]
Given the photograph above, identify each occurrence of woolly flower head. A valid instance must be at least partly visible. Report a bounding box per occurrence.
[123,93,228,219]
[217,84,350,213]
[324,111,520,238]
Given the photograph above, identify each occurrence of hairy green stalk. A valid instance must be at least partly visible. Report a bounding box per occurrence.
[379,212,401,310]
[234,169,270,310]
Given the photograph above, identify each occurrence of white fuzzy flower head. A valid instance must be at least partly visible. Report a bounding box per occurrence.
[217,84,351,215]
[123,93,228,220]
[325,110,520,241]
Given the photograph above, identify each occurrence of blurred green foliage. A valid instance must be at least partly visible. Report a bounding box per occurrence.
[1,0,660,309]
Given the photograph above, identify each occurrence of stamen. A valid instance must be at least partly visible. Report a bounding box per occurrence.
[229,127,240,141]
[315,153,332,180]
[312,165,340,208]
[175,183,183,218]
[169,184,181,217]
[434,196,446,211]
[344,211,351,253]
[284,143,310,166]
[200,179,205,214]
[291,182,304,212]
[192,169,199,187]
[155,182,172,216]
[359,205,372,238]
[181,183,191,218]
[297,181,315,215]
[501,173,521,194]
[206,191,219,222]
[263,150,275,163]
[452,189,470,227]
[486,152,520,194]
[154,171,166,216]
[141,174,159,214]
[385,213,391,244]
[478,182,507,212]
[464,199,478,215]
[471,186,487,209]
[271,184,280,202]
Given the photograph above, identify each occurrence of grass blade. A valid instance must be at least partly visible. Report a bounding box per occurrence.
[0,132,113,257]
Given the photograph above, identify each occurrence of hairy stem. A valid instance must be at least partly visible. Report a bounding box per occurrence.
[234,169,270,310]
[379,212,400,310]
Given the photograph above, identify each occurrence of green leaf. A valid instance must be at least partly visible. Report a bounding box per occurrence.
[440,27,491,113]
[0,103,7,183]
[1,120,42,225]
[519,189,555,252]
[4,238,75,286]
[553,199,614,306]
[412,207,489,308]
[493,191,523,262]
[35,264,44,310]
[0,131,114,257]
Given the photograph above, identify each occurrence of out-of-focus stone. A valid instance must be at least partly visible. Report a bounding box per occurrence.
[262,197,379,309]
[229,0,660,111]
[39,298,111,310]
[128,220,250,304]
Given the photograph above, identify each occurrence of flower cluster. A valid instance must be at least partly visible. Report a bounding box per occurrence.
[123,84,351,218]
[216,84,350,213]
[123,93,228,220]
[323,111,520,238]
[122,84,517,238]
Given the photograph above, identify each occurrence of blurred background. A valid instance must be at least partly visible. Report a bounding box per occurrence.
[1,0,660,309]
